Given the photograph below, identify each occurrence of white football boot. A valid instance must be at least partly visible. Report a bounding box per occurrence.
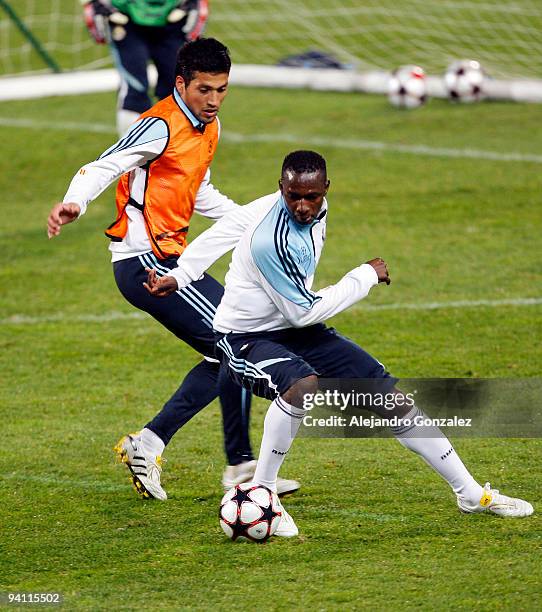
[114,432,167,500]
[458,482,533,518]
[274,499,299,537]
[222,460,301,496]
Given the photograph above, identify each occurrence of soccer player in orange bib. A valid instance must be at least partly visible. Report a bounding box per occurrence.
[46,38,300,500]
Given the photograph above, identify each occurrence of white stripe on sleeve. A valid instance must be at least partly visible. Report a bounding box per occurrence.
[63,117,168,215]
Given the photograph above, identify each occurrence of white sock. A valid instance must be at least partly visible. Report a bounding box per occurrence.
[141,428,165,457]
[392,406,483,505]
[116,109,140,136]
[253,397,306,493]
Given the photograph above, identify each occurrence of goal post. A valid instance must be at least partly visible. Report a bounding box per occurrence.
[0,0,61,73]
[0,0,111,76]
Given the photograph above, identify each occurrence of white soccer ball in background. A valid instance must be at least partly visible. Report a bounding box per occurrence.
[388,65,427,109]
[219,483,282,542]
[444,60,486,102]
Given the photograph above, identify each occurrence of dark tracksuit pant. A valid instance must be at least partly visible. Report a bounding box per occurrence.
[113,252,253,465]
[110,20,186,114]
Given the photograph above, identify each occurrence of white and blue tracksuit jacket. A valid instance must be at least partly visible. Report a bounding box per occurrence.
[168,191,379,333]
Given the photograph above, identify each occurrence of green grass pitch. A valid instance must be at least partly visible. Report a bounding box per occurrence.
[1,87,541,610]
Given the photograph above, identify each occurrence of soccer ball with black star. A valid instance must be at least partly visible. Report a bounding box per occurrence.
[444,60,486,103]
[388,65,427,109]
[219,483,282,542]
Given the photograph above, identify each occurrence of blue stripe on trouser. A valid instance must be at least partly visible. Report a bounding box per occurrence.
[140,253,215,326]
[217,337,278,392]
[216,336,297,400]
[146,252,218,322]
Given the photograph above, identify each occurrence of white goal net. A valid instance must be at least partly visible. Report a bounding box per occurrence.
[0,0,110,75]
[1,0,541,90]
[208,0,542,80]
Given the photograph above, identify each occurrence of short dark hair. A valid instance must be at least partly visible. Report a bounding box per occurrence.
[281,150,327,178]
[175,38,231,84]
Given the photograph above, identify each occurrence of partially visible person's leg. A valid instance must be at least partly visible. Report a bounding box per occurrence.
[221,328,325,498]
[113,254,254,498]
[145,359,222,446]
[219,365,252,466]
[109,22,153,134]
[217,330,314,533]
[300,325,533,518]
[113,254,299,499]
[148,22,183,101]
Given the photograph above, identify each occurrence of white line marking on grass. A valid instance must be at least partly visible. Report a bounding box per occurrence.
[221,131,542,164]
[0,311,149,325]
[0,116,113,134]
[1,116,542,163]
[355,297,542,312]
[1,298,540,326]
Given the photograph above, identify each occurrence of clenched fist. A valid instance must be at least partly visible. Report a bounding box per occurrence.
[366,257,391,285]
[143,268,179,298]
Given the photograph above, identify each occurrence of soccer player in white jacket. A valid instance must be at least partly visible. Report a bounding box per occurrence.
[146,150,533,535]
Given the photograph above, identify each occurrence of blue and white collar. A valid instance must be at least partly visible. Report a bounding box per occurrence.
[173,88,205,132]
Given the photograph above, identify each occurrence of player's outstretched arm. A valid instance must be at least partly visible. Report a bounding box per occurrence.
[255,251,391,328]
[143,194,256,297]
[47,202,81,238]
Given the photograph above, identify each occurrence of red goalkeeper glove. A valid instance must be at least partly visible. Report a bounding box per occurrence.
[82,0,113,44]
[168,0,209,41]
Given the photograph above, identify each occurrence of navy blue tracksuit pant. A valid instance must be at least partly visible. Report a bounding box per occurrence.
[110,20,186,114]
[113,252,253,465]
[217,324,392,401]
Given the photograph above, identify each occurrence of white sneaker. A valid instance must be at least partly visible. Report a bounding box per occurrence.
[222,460,258,489]
[458,482,533,518]
[274,500,299,537]
[222,460,301,496]
[114,432,167,501]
